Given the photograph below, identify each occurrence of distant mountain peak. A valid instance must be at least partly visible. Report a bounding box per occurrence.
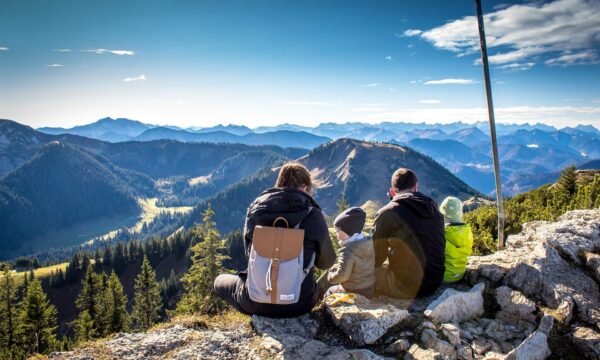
[97,116,116,122]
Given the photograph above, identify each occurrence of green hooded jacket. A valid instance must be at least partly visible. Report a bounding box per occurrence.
[443,223,473,283]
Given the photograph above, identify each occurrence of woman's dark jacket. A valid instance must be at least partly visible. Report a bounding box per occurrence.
[241,187,336,316]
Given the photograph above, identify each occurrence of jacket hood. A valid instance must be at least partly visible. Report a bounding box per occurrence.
[248,187,321,227]
[392,191,440,218]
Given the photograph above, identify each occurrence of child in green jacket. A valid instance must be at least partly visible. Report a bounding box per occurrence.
[439,197,473,283]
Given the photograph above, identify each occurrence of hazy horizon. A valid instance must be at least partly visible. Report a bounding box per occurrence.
[13,115,599,132]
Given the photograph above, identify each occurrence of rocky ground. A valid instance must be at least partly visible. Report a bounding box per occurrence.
[49,208,600,360]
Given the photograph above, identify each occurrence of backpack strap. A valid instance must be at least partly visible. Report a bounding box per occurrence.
[293,206,314,229]
[296,206,315,277]
[303,252,316,278]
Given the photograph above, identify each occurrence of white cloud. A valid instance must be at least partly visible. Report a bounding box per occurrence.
[278,101,328,106]
[54,49,71,52]
[424,78,476,85]
[123,74,146,82]
[420,99,441,104]
[46,64,63,67]
[410,80,417,84]
[83,48,136,56]
[363,83,380,87]
[413,0,600,66]
[403,29,423,37]
[0,47,8,51]
[388,88,397,92]
[497,62,536,71]
[545,50,600,66]
[385,55,393,61]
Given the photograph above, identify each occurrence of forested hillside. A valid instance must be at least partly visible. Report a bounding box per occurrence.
[0,142,152,255]
[183,138,482,234]
[465,167,600,255]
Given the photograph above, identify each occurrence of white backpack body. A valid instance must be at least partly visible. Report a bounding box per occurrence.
[247,208,314,304]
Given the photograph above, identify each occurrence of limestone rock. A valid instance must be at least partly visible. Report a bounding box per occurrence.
[325,293,410,345]
[584,252,600,283]
[252,312,388,359]
[494,286,536,324]
[484,320,513,343]
[424,283,485,324]
[252,333,386,360]
[468,208,600,330]
[385,338,411,353]
[252,314,318,339]
[570,326,600,359]
[421,329,457,359]
[49,325,253,360]
[456,344,474,360]
[471,338,491,355]
[505,316,553,360]
[404,344,444,360]
[441,323,461,346]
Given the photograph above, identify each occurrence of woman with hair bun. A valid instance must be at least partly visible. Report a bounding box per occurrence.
[214,163,336,317]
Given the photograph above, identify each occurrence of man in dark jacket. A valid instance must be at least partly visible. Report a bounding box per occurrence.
[372,168,445,299]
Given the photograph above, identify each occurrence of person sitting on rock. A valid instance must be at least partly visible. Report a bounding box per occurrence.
[213,162,336,318]
[439,196,473,283]
[372,168,445,299]
[317,207,375,298]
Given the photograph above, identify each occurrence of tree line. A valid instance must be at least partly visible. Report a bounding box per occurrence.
[0,205,230,359]
[465,167,600,255]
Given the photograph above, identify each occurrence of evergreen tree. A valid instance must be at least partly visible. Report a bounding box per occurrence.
[93,249,103,272]
[21,273,29,293]
[177,205,228,315]
[132,257,163,330]
[75,266,102,337]
[113,243,127,275]
[0,265,18,356]
[336,193,350,215]
[17,279,57,355]
[72,310,94,345]
[102,247,113,268]
[558,166,577,195]
[65,253,80,284]
[104,271,129,334]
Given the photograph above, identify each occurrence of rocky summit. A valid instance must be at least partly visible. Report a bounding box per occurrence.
[50,208,600,360]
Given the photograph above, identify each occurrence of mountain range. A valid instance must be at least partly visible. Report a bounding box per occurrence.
[184,138,483,235]
[34,117,600,196]
[1,119,487,259]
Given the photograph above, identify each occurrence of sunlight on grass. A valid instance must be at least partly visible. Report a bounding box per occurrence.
[9,262,68,286]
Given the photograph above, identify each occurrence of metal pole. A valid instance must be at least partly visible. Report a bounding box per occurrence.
[475,0,505,250]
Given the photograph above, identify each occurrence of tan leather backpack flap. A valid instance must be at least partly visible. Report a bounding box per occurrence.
[253,226,304,260]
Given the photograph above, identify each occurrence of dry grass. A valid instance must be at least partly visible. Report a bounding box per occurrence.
[154,310,251,333]
[10,262,69,286]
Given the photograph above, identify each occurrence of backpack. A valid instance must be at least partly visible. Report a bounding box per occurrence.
[247,208,315,304]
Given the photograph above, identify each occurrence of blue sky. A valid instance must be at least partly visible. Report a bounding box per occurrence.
[1,0,599,129]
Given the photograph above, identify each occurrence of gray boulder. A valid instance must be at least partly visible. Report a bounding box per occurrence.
[570,326,600,359]
[424,283,485,324]
[494,286,536,324]
[404,344,444,360]
[467,208,600,331]
[324,293,410,345]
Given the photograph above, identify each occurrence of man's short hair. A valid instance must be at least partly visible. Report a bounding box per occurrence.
[392,168,418,192]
